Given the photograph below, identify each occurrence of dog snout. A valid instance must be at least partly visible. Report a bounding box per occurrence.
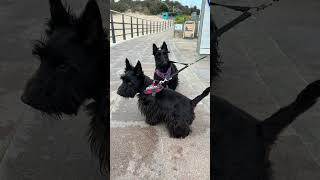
[20,93,32,106]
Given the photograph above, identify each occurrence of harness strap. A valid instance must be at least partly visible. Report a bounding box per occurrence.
[155,66,172,80]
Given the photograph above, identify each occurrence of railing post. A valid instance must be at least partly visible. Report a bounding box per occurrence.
[161,21,163,31]
[142,19,144,35]
[157,22,159,32]
[122,14,126,40]
[110,12,116,43]
[146,20,148,34]
[136,18,139,36]
[150,21,152,34]
[130,16,133,38]
[153,22,155,33]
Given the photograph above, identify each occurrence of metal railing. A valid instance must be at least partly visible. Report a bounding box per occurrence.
[110,10,174,44]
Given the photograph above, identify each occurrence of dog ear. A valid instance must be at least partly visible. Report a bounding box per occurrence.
[80,0,103,45]
[161,41,168,51]
[49,0,69,27]
[134,61,143,76]
[125,58,133,71]
[153,44,158,55]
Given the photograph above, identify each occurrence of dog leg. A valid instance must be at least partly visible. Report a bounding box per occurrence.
[166,118,191,138]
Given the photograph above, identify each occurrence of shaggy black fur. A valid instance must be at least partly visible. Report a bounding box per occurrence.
[212,80,320,179]
[153,42,179,90]
[20,0,109,174]
[211,7,222,80]
[117,59,210,138]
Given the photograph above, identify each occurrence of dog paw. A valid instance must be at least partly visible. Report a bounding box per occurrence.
[170,126,191,138]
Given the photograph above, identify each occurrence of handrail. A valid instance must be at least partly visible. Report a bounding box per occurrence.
[110,10,174,44]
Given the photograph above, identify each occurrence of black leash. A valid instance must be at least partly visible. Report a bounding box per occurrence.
[169,60,189,66]
[144,56,208,96]
[159,56,208,85]
[210,0,279,37]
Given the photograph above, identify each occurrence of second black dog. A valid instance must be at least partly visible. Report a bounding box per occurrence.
[153,42,179,90]
[117,59,210,138]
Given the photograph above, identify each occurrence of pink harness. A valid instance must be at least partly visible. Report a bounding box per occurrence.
[143,81,164,96]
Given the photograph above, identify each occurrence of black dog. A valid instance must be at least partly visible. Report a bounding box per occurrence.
[213,80,320,179]
[20,0,108,174]
[117,59,210,138]
[153,42,179,90]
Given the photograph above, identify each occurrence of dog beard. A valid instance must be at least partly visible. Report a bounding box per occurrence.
[117,84,137,98]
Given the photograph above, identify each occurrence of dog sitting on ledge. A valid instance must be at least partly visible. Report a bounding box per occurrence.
[20,0,109,174]
[117,58,210,138]
[213,80,320,179]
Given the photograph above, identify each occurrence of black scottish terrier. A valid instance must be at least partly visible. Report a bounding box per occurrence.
[153,42,179,90]
[20,0,108,174]
[117,59,210,138]
[213,80,320,179]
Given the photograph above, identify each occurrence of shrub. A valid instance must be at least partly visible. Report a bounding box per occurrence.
[175,15,190,24]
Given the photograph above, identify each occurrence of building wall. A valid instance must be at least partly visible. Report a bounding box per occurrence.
[197,0,210,55]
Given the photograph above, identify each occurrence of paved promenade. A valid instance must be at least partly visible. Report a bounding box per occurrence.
[110,29,210,179]
[214,0,320,179]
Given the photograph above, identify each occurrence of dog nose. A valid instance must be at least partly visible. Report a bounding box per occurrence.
[20,94,31,105]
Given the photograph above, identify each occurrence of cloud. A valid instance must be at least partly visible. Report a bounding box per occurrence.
[175,0,202,8]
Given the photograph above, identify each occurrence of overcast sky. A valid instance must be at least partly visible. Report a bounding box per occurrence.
[174,0,202,8]
[114,0,203,8]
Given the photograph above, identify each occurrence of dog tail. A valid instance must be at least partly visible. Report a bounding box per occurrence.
[191,87,211,108]
[260,80,320,144]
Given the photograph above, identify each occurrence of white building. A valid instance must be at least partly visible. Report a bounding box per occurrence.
[197,0,210,55]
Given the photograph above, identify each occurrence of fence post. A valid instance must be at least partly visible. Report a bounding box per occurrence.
[122,14,126,40]
[161,21,163,31]
[157,22,159,32]
[130,17,133,38]
[146,21,148,34]
[136,18,139,36]
[153,22,155,33]
[142,19,144,35]
[110,12,116,43]
[150,21,152,34]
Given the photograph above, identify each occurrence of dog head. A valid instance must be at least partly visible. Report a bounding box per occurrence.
[117,58,144,98]
[153,42,170,70]
[21,0,107,116]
